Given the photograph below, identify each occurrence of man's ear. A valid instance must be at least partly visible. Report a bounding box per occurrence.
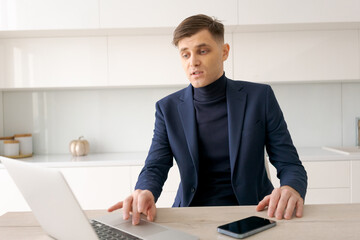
[222,43,230,61]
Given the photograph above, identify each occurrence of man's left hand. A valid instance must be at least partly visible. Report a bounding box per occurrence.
[256,185,304,220]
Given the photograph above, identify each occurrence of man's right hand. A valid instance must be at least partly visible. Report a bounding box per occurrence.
[107,189,156,225]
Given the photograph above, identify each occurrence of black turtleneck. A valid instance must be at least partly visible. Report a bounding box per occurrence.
[190,74,238,206]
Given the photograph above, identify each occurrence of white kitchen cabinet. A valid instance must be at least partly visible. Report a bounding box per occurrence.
[268,160,351,204]
[0,166,133,213]
[233,30,360,83]
[0,92,3,137]
[0,37,108,88]
[0,1,359,88]
[306,188,351,204]
[0,39,4,89]
[108,33,233,86]
[238,0,360,25]
[351,161,360,203]
[303,161,351,204]
[130,164,180,208]
[2,0,359,31]
[108,35,186,86]
[0,168,31,215]
[99,0,237,28]
[59,166,132,210]
[303,161,350,189]
[0,0,99,30]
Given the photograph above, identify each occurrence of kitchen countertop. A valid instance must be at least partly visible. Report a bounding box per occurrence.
[297,147,360,161]
[0,152,148,168]
[1,147,360,169]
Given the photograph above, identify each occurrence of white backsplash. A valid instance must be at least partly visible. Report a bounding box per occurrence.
[272,83,342,147]
[272,82,360,148]
[0,91,3,136]
[2,87,182,154]
[341,83,360,146]
[1,82,360,154]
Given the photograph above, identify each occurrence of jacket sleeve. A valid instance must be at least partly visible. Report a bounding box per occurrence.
[135,101,173,202]
[264,86,308,200]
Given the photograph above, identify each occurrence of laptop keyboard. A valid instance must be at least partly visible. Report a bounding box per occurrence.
[91,220,143,240]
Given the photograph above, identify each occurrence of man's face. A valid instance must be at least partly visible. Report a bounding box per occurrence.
[178,29,229,88]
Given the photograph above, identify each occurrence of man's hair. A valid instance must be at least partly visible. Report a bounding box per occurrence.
[172,14,224,47]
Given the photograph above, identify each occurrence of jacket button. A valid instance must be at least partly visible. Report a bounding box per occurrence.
[191,187,195,193]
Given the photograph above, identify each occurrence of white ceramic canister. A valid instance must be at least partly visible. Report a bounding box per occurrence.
[4,140,20,157]
[0,136,14,156]
[14,134,33,156]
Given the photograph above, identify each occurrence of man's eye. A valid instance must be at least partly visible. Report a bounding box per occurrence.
[182,54,189,59]
[200,50,208,54]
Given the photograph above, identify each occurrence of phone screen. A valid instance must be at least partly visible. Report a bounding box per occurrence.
[217,216,276,239]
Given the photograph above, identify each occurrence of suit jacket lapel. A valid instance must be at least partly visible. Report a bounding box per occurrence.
[226,79,247,174]
[178,85,199,173]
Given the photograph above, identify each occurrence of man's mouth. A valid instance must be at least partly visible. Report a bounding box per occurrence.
[191,71,203,76]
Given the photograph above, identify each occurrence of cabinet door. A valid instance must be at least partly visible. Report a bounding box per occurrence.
[100,0,237,28]
[59,166,132,210]
[0,0,99,30]
[108,35,186,86]
[130,164,180,208]
[0,92,3,136]
[157,165,180,207]
[268,161,351,204]
[238,0,360,25]
[304,161,351,204]
[233,30,359,83]
[108,33,233,86]
[0,39,4,89]
[1,37,107,88]
[0,168,31,214]
[352,161,360,203]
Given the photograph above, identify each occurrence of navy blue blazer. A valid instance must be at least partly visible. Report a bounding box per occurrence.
[135,77,307,207]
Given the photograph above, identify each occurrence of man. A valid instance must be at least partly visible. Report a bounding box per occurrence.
[108,14,307,225]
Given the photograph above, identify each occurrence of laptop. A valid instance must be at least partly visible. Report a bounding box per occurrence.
[0,156,198,240]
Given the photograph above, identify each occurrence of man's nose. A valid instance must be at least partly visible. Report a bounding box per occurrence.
[190,55,200,67]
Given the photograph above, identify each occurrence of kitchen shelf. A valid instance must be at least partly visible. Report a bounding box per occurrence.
[0,152,149,168]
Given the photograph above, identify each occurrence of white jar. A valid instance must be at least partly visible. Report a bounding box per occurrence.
[0,136,14,156]
[4,140,20,157]
[14,134,33,156]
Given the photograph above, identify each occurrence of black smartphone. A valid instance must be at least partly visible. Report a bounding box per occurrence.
[217,216,276,239]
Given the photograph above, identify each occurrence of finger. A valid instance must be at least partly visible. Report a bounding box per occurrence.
[256,195,270,212]
[295,199,304,218]
[137,191,156,221]
[146,204,156,222]
[107,201,123,212]
[132,196,141,225]
[122,196,133,220]
[268,189,281,218]
[284,197,296,220]
[137,191,154,213]
[137,193,148,214]
[275,190,291,220]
